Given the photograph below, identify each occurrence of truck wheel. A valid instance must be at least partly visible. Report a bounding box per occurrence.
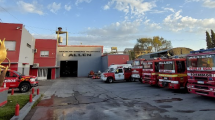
[184,82,188,93]
[130,78,135,82]
[19,83,30,93]
[108,77,113,83]
[139,79,143,83]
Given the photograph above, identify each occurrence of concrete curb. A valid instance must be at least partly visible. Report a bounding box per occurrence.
[10,94,42,120]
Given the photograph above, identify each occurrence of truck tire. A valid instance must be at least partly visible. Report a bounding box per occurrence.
[130,78,135,82]
[19,83,30,93]
[139,79,142,83]
[107,77,113,83]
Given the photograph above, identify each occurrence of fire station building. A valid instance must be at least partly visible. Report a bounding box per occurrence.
[0,22,129,80]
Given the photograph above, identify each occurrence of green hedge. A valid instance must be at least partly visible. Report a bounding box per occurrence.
[0,95,29,120]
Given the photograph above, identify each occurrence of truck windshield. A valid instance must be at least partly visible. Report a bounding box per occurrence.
[13,71,23,76]
[105,68,115,73]
[187,55,215,67]
[142,62,153,69]
[133,61,140,66]
[159,61,174,70]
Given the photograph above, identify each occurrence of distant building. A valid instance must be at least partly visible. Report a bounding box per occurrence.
[0,22,130,80]
[137,47,193,59]
[123,48,133,54]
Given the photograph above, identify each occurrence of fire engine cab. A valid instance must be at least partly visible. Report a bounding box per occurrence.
[1,69,38,93]
[187,48,215,97]
[158,57,188,90]
[142,59,160,86]
[131,59,144,82]
[101,66,132,83]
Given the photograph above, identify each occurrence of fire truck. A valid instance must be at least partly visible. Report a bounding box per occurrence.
[158,57,188,90]
[1,69,38,92]
[187,48,215,97]
[142,59,160,86]
[101,66,132,83]
[131,59,145,82]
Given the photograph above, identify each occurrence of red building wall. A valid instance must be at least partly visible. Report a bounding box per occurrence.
[34,39,57,67]
[107,55,129,66]
[0,23,22,63]
[2,64,18,71]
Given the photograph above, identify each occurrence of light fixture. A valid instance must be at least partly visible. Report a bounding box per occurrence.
[16,27,20,29]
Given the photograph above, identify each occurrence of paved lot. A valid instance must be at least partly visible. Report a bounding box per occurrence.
[25,78,215,120]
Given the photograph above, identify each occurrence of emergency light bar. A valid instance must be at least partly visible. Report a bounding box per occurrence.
[190,48,215,54]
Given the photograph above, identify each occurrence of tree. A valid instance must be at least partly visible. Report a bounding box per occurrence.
[206,31,213,49]
[135,36,172,53]
[211,30,215,48]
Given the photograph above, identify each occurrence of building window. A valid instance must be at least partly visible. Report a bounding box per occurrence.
[40,51,49,57]
[5,41,16,51]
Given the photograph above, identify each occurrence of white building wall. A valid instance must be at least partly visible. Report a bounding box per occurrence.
[17,63,30,75]
[17,26,35,75]
[18,27,35,65]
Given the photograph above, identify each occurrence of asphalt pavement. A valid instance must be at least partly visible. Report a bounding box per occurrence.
[24,78,215,120]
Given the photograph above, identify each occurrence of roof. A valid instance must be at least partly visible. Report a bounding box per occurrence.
[58,45,103,47]
[32,66,60,69]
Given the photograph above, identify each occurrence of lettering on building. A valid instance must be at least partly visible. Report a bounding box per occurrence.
[68,54,91,57]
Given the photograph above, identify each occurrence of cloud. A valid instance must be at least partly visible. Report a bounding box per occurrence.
[103,5,110,10]
[163,7,174,12]
[203,0,215,8]
[104,0,156,19]
[163,10,215,32]
[75,0,91,6]
[17,1,44,15]
[82,21,141,37]
[65,5,71,11]
[143,19,161,30]
[32,21,144,52]
[186,0,215,8]
[47,2,61,13]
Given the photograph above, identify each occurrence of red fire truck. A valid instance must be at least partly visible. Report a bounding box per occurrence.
[158,57,188,90]
[1,69,38,92]
[187,48,215,97]
[101,66,132,83]
[142,59,160,86]
[131,59,145,82]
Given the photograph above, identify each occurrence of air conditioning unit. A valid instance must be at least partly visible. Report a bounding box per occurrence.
[33,63,39,67]
[34,49,37,53]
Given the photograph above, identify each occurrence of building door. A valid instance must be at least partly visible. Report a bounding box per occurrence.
[60,61,78,77]
[37,68,48,80]
[47,68,52,79]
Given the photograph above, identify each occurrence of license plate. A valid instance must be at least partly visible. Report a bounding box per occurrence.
[164,77,167,80]
[197,81,204,84]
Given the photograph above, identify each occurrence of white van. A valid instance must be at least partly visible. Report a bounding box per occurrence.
[104,64,132,73]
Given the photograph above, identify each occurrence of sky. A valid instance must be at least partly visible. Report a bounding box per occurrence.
[1,0,215,52]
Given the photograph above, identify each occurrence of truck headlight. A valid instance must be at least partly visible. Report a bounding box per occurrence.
[210,88,213,91]
[30,78,35,82]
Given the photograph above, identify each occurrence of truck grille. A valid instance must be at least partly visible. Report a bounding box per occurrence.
[195,85,208,90]
[194,77,207,81]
